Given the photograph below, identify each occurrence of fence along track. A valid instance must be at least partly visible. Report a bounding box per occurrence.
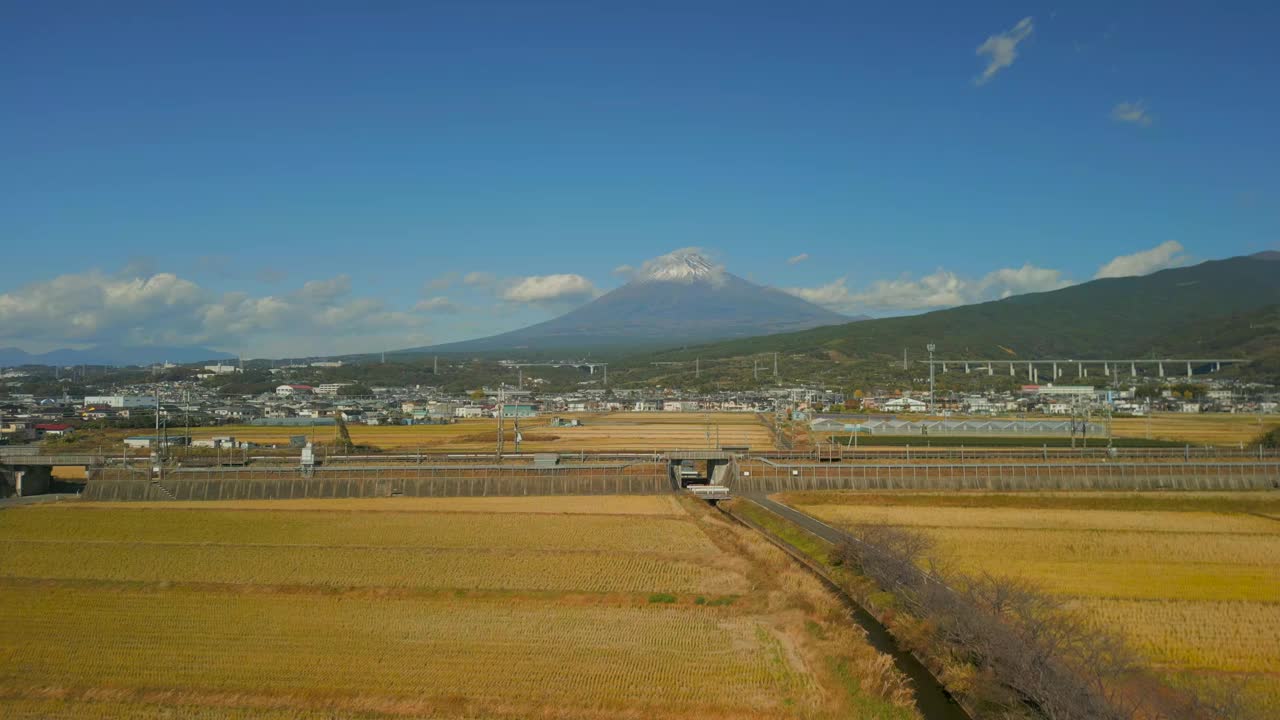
[83,462,670,501]
[759,446,1280,462]
[732,460,1280,493]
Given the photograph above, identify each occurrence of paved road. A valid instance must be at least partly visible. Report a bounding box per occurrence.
[746,493,851,545]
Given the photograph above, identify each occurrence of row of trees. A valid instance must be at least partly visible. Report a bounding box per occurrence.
[838,525,1254,719]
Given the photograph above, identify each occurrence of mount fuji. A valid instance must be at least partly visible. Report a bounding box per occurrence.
[412,249,857,353]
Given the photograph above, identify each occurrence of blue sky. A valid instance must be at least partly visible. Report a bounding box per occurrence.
[2,1,1277,357]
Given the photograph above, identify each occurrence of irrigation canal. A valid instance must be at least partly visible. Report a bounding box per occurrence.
[723,496,972,720]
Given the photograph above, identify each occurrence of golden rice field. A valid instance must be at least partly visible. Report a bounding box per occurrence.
[547,412,777,450]
[1110,412,1277,445]
[177,411,777,452]
[0,495,915,719]
[785,490,1280,713]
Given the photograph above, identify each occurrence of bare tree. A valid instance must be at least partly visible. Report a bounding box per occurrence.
[840,526,1147,720]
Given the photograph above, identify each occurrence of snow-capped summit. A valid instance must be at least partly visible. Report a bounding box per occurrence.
[636,247,721,283]
[412,247,854,351]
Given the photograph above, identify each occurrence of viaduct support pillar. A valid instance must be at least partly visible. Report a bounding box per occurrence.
[1,465,51,497]
[1053,362,1059,378]
[1158,362,1165,378]
[1131,361,1137,377]
[1187,361,1193,378]
[1077,361,1083,377]
[1009,362,1015,376]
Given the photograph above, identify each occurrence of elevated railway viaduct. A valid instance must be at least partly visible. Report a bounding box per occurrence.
[0,448,103,498]
[7,444,1278,501]
[63,450,1280,502]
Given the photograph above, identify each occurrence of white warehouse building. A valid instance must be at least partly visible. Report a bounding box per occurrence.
[83,395,158,409]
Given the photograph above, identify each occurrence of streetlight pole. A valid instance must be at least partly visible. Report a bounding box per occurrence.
[926,344,936,414]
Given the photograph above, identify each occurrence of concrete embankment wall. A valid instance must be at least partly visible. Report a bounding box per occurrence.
[731,461,1280,493]
[83,463,670,501]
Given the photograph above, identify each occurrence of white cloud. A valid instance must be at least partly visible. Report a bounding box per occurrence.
[975,17,1034,85]
[501,274,599,305]
[786,277,855,308]
[612,264,635,277]
[463,271,497,287]
[980,264,1074,299]
[0,269,431,358]
[847,271,970,310]
[1111,101,1154,127]
[296,274,351,303]
[413,296,460,314]
[1094,241,1188,279]
[423,272,458,292]
[786,263,1072,313]
[787,253,810,265]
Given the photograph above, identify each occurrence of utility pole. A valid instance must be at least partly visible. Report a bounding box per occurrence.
[153,391,163,482]
[433,356,438,374]
[773,352,778,379]
[496,385,505,461]
[903,348,908,371]
[927,344,936,414]
[696,358,700,379]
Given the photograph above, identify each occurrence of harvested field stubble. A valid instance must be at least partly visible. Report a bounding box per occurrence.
[785,490,1280,715]
[1110,413,1278,445]
[0,495,912,719]
[174,412,778,452]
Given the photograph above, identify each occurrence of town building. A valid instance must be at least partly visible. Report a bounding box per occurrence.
[83,395,158,409]
[882,397,927,412]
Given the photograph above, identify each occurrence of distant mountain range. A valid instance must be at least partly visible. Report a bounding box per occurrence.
[406,250,862,353]
[0,344,236,368]
[650,251,1280,361]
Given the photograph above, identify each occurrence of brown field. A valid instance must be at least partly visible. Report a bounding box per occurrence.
[1110,412,1277,445]
[173,411,778,452]
[806,412,1277,448]
[0,494,915,719]
[784,490,1280,713]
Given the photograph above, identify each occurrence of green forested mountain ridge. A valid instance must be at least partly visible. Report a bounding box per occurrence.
[645,254,1280,362]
